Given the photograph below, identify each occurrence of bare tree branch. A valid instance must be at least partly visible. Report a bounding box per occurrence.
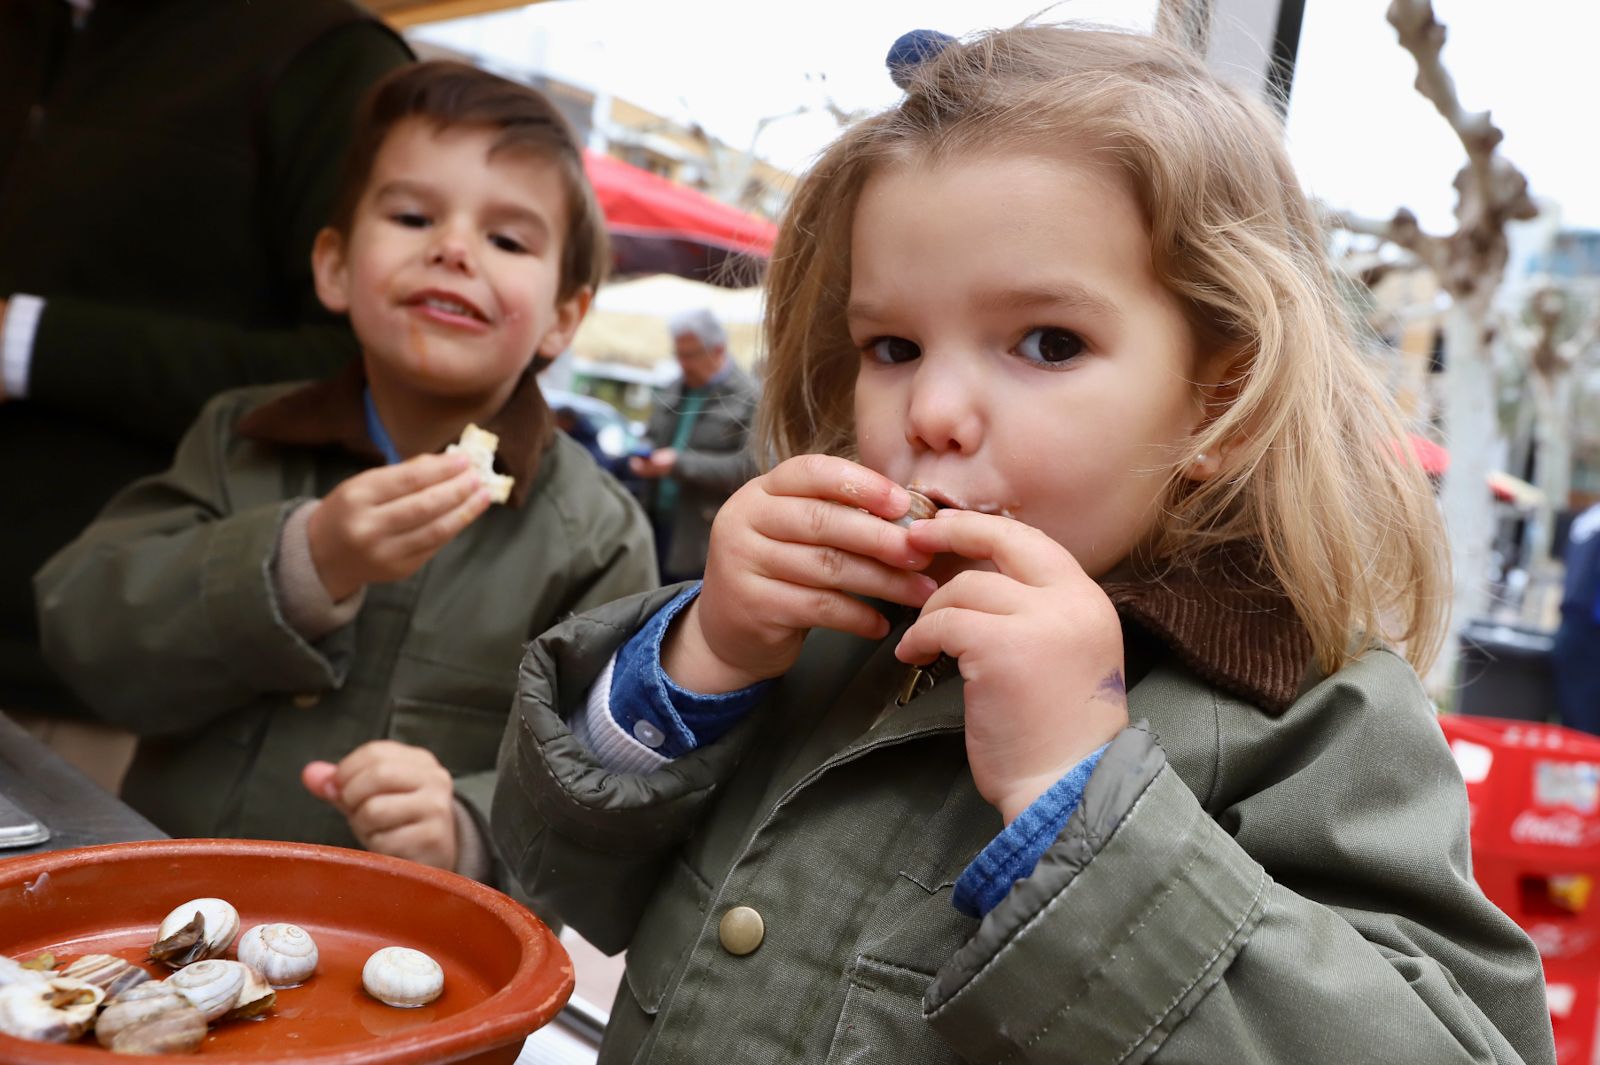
[1323,205,1450,278]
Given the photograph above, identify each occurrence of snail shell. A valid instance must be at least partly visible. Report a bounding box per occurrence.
[105,998,208,1055]
[0,955,51,988]
[225,963,275,1021]
[95,983,194,1048]
[166,958,247,1022]
[150,897,240,968]
[237,923,318,988]
[0,976,104,1042]
[893,489,940,528]
[60,953,151,998]
[362,946,443,1008]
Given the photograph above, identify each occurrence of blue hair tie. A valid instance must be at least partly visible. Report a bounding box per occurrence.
[886,29,955,90]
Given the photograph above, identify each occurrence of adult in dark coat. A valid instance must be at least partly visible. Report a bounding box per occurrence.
[628,308,759,584]
[1554,503,1600,734]
[0,0,412,786]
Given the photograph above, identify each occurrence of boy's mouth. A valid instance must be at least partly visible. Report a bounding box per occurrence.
[404,289,489,325]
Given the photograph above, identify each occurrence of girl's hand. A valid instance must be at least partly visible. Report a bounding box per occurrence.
[664,454,939,693]
[897,511,1129,825]
[300,741,457,870]
[307,453,491,601]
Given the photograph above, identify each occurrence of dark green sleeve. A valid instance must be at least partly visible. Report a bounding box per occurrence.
[25,23,412,443]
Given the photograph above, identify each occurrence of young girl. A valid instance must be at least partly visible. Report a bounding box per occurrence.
[491,25,1553,1064]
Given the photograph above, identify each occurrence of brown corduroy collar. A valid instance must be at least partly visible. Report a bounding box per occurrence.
[235,360,554,508]
[1101,542,1315,716]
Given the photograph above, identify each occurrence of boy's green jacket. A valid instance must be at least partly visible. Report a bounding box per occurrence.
[35,371,657,884]
[494,578,1555,1064]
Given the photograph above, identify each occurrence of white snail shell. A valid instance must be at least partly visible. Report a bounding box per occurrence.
[362,946,443,1008]
[237,923,319,988]
[0,955,51,988]
[151,897,240,967]
[0,976,104,1042]
[166,958,247,1022]
[96,978,192,1042]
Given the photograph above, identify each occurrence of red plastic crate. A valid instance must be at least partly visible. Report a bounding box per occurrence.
[1439,716,1600,965]
[1544,959,1600,1065]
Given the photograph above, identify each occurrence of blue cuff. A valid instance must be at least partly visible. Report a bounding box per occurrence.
[951,744,1110,918]
[609,584,770,758]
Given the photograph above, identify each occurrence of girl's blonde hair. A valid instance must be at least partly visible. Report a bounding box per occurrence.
[760,23,1448,675]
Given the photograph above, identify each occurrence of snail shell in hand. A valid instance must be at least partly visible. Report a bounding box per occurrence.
[362,946,443,1008]
[167,958,248,1022]
[150,897,240,968]
[0,976,104,1042]
[237,923,318,988]
[893,489,940,528]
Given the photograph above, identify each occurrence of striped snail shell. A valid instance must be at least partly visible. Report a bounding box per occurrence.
[237,923,318,988]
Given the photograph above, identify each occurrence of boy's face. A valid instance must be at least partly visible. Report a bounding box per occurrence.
[849,153,1225,581]
[313,118,587,408]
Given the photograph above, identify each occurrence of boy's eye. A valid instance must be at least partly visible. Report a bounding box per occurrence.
[865,337,920,365]
[1016,327,1086,367]
[489,234,527,254]
[391,211,429,228]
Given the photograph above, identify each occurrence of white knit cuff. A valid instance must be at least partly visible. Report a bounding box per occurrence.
[572,652,670,774]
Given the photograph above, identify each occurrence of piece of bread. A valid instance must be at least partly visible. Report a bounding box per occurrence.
[445,423,514,504]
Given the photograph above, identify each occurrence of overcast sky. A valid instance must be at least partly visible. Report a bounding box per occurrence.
[415,0,1600,234]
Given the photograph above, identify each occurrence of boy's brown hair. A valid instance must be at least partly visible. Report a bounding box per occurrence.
[327,60,607,301]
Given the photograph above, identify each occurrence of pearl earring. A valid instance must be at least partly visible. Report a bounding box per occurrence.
[1195,452,1209,464]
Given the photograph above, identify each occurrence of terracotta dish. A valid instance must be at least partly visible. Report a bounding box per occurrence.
[0,839,572,1064]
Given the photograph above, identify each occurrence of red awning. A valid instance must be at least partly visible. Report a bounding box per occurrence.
[583,150,778,287]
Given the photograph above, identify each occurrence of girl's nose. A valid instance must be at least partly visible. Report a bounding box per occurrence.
[904,355,983,455]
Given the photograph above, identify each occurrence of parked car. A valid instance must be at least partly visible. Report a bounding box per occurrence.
[544,388,647,482]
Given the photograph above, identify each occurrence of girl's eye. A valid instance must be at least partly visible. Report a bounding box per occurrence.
[391,211,429,228]
[1016,327,1086,366]
[865,337,921,365]
[490,234,527,254]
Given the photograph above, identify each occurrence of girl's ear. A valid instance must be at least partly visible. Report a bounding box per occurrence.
[310,227,351,315]
[536,286,593,358]
[1185,348,1249,483]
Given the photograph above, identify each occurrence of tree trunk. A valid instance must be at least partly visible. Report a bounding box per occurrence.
[1430,293,1499,699]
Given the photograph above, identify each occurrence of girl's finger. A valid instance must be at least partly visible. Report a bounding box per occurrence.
[918,568,1029,617]
[896,605,997,666]
[755,496,934,570]
[905,510,1078,587]
[754,540,938,608]
[761,454,911,521]
[753,578,898,641]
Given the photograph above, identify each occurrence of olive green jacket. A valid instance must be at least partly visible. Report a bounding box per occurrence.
[494,584,1554,1064]
[35,376,657,888]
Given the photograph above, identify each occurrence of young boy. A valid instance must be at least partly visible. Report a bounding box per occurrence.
[34,62,656,890]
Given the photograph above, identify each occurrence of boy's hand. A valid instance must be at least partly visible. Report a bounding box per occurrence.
[300,741,457,871]
[628,447,678,479]
[896,511,1129,825]
[307,453,490,601]
[664,454,938,694]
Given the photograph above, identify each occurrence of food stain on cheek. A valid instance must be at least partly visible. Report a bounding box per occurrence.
[406,318,430,377]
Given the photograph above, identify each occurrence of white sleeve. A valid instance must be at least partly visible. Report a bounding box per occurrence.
[570,652,672,774]
[2,294,45,400]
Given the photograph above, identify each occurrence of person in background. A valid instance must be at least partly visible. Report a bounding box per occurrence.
[35,62,656,894]
[1554,502,1600,734]
[629,308,759,584]
[0,0,412,791]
